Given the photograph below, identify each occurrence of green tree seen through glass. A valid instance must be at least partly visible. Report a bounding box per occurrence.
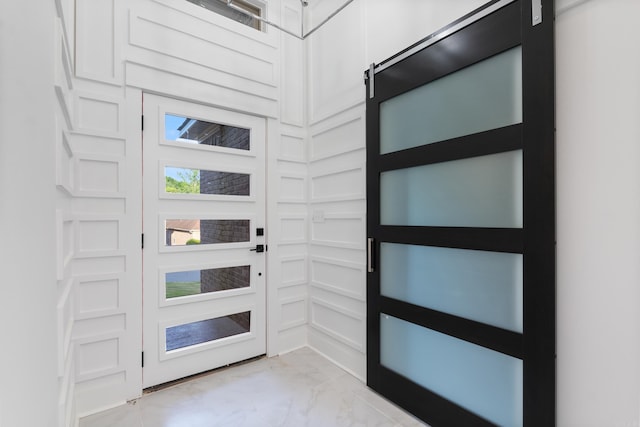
[165,168,200,194]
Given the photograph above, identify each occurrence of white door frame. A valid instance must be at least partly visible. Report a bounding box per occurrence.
[123,87,281,397]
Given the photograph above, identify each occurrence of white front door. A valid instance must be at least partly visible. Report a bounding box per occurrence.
[142,94,266,388]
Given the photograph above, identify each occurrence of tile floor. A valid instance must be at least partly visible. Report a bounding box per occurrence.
[79,347,427,427]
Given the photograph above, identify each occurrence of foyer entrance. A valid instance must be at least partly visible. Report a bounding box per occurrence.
[142,94,267,388]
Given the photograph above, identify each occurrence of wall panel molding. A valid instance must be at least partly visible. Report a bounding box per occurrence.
[126,62,278,118]
[279,133,307,163]
[75,155,125,198]
[55,17,74,130]
[310,255,365,301]
[55,0,75,68]
[75,273,124,320]
[76,0,122,85]
[280,255,307,288]
[307,0,365,124]
[279,214,308,245]
[57,277,75,377]
[310,297,364,352]
[129,3,277,87]
[279,173,307,203]
[70,133,127,157]
[58,344,76,427]
[56,128,75,196]
[310,164,365,203]
[309,108,365,161]
[75,216,123,257]
[75,333,124,383]
[74,93,125,138]
[279,296,308,331]
[280,1,304,126]
[310,212,365,249]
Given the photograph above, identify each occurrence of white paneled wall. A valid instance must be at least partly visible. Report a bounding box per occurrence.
[274,0,309,354]
[71,78,137,415]
[65,0,308,420]
[305,0,367,378]
[302,0,511,383]
[54,0,78,425]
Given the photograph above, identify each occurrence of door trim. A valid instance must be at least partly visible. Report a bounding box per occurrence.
[141,93,268,388]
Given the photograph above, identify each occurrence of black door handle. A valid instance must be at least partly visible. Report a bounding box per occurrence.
[250,244,265,253]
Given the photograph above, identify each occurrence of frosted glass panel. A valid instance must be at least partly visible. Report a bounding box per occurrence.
[380,46,522,154]
[381,315,522,426]
[380,150,522,227]
[381,243,522,332]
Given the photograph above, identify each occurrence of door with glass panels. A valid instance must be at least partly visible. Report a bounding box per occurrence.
[366,0,554,425]
[142,94,266,388]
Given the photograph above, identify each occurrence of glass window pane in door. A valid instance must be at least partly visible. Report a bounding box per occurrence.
[380,150,522,228]
[381,243,522,332]
[165,266,250,299]
[381,314,522,427]
[166,311,251,351]
[380,46,522,154]
[165,114,250,150]
[165,219,250,246]
[165,167,250,196]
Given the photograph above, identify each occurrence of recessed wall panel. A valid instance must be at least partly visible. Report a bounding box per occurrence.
[74,315,126,339]
[78,220,119,252]
[77,337,119,377]
[57,129,73,193]
[280,175,306,202]
[281,5,303,126]
[76,95,122,136]
[280,217,306,243]
[311,257,364,300]
[77,277,120,316]
[72,134,126,156]
[76,0,116,82]
[312,167,363,201]
[279,135,305,162]
[130,10,275,85]
[62,220,74,266]
[311,117,362,160]
[312,216,363,248]
[309,0,364,122]
[281,257,306,286]
[311,299,363,351]
[280,298,306,330]
[78,158,120,193]
[72,256,125,276]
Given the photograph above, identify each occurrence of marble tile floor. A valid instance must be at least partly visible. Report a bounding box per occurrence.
[79,347,428,427]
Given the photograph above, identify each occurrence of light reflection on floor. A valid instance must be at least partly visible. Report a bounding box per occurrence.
[79,347,427,427]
